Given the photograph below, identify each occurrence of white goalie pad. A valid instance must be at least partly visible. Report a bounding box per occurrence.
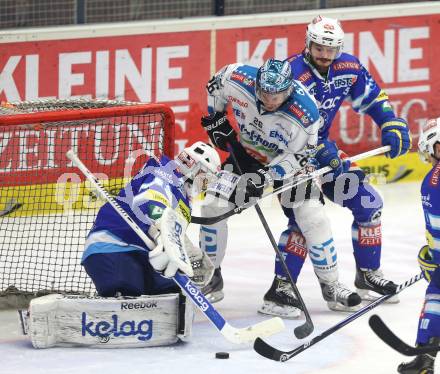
[20,293,194,348]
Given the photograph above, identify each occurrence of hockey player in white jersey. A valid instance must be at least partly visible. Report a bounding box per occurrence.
[199,58,362,317]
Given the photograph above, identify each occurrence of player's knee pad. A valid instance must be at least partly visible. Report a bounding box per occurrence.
[21,293,194,348]
[294,201,332,243]
[293,202,338,283]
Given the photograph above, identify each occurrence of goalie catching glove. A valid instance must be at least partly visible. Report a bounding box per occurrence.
[201,112,237,151]
[149,207,214,286]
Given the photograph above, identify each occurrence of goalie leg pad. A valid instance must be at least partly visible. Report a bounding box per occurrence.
[23,293,193,348]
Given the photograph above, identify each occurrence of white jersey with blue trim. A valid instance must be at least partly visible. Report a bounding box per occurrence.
[82,156,191,262]
[422,162,440,264]
[207,63,320,165]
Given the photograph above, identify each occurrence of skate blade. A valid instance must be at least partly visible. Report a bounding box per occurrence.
[258,301,301,319]
[326,301,362,313]
[356,288,400,304]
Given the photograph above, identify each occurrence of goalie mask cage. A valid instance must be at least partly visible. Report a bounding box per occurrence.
[0,99,175,309]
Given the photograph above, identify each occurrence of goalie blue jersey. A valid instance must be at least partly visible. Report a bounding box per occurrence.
[288,52,397,139]
[82,155,191,262]
[421,162,440,264]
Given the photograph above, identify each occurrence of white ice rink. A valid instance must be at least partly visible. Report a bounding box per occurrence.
[0,181,433,374]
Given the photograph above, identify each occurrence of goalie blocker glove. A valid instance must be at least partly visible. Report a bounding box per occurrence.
[380,118,412,158]
[201,112,237,151]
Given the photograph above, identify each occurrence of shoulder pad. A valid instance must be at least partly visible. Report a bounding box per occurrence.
[332,53,362,72]
[227,64,258,95]
[280,81,319,128]
[429,163,440,188]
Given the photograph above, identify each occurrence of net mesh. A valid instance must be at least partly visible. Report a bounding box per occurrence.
[0,99,174,308]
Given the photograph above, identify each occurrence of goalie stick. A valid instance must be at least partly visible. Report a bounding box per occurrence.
[191,145,391,225]
[227,143,313,339]
[66,150,284,345]
[254,272,424,362]
[369,314,440,356]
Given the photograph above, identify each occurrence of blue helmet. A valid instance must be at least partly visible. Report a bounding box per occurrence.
[255,59,294,110]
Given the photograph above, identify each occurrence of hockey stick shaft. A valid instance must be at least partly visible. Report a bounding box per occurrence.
[191,145,391,225]
[227,144,314,339]
[254,272,423,361]
[66,150,284,344]
[369,314,440,356]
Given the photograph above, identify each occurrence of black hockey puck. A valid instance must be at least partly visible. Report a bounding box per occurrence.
[215,352,230,359]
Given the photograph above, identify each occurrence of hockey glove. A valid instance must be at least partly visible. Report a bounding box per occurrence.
[185,236,214,287]
[149,207,193,278]
[380,118,412,158]
[240,167,274,200]
[201,112,237,151]
[315,139,350,179]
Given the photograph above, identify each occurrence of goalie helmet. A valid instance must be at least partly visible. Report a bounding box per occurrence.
[256,59,294,111]
[418,117,440,163]
[418,245,438,282]
[175,141,220,182]
[306,15,344,57]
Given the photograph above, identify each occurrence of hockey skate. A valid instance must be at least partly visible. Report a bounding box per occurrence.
[319,281,362,312]
[201,267,224,303]
[258,276,302,319]
[398,337,439,374]
[355,267,399,303]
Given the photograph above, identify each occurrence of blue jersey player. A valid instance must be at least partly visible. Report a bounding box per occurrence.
[398,118,440,373]
[82,141,220,297]
[287,15,412,300]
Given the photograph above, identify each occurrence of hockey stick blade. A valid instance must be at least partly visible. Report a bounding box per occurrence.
[294,321,314,340]
[369,314,440,356]
[191,145,391,225]
[254,272,423,362]
[67,150,285,345]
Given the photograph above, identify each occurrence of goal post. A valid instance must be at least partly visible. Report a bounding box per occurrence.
[0,100,175,309]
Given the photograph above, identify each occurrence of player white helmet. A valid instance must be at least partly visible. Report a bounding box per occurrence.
[418,117,440,163]
[306,15,344,57]
[175,141,221,181]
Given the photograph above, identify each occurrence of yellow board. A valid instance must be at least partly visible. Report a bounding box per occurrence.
[0,178,127,218]
[356,151,431,183]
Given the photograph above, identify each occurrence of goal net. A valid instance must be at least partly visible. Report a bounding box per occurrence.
[0,99,175,308]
